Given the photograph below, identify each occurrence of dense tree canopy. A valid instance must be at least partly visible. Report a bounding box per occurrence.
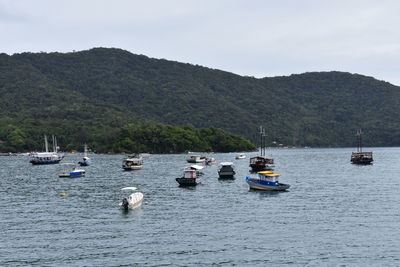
[1,48,400,151]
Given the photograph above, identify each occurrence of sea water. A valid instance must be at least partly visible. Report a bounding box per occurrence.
[1,148,400,266]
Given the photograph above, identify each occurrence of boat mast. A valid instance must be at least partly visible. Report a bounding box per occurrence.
[358,129,363,153]
[260,126,263,156]
[44,135,49,152]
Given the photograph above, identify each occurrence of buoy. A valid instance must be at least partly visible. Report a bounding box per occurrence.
[59,192,68,197]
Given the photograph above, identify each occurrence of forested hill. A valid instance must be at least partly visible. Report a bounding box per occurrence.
[1,47,400,149]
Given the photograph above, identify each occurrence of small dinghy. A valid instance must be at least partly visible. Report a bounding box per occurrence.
[120,187,144,210]
[246,171,290,191]
[59,167,85,178]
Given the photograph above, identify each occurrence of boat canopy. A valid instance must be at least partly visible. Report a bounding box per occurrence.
[264,173,281,177]
[258,171,274,175]
[220,162,233,166]
[121,187,137,191]
[190,165,204,170]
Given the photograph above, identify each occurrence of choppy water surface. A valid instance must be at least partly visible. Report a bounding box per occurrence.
[1,148,400,266]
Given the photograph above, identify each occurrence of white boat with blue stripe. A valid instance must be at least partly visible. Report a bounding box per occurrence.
[246,171,290,191]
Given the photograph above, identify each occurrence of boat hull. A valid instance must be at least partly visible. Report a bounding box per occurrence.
[121,192,144,210]
[123,165,143,171]
[218,171,235,179]
[246,177,290,191]
[176,177,198,186]
[31,159,63,165]
[59,171,85,178]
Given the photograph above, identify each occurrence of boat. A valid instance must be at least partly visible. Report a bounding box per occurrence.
[186,155,206,163]
[351,129,373,164]
[249,126,274,171]
[218,162,235,178]
[205,157,217,165]
[30,135,64,165]
[176,168,199,186]
[122,153,143,170]
[119,187,144,210]
[246,171,290,191]
[235,153,246,159]
[78,144,91,166]
[59,167,85,178]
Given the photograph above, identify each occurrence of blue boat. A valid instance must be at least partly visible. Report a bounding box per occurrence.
[246,171,290,191]
[59,168,85,178]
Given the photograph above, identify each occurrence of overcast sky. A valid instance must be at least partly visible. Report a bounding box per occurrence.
[2,0,400,84]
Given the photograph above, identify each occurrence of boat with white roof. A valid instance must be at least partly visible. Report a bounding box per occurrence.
[30,135,64,165]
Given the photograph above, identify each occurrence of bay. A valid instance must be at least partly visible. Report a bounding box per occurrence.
[1,147,400,266]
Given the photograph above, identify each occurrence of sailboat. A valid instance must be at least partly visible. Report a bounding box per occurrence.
[30,135,64,165]
[78,144,91,166]
[249,126,274,172]
[351,129,373,164]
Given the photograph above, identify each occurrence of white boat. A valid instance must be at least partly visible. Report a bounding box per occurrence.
[59,167,85,178]
[120,187,144,210]
[235,153,246,159]
[218,162,235,178]
[30,135,64,165]
[122,153,143,170]
[246,171,290,191]
[186,155,206,163]
[78,144,91,166]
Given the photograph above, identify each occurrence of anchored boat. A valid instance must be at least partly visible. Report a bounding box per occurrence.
[176,168,199,186]
[218,162,235,178]
[78,144,91,166]
[122,153,143,170]
[59,167,85,178]
[30,135,64,165]
[120,187,144,210]
[249,126,274,172]
[246,171,290,191]
[351,129,373,165]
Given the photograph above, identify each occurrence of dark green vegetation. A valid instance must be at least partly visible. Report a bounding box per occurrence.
[1,47,400,152]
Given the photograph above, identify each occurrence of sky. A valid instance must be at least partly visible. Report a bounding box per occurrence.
[1,0,400,84]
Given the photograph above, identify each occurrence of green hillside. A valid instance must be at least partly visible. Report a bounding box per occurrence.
[1,47,399,151]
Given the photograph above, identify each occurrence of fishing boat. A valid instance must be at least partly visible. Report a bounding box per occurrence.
[176,168,199,186]
[246,171,290,191]
[351,129,373,164]
[218,162,235,178]
[78,144,91,166]
[59,167,85,178]
[119,187,144,210]
[235,153,246,159]
[249,126,274,171]
[122,153,143,170]
[186,155,206,163]
[30,135,64,165]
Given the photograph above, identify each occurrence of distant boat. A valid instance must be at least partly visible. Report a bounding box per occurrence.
[249,126,274,171]
[218,162,235,178]
[176,168,199,186]
[59,167,85,178]
[78,144,91,166]
[351,129,373,164]
[205,157,217,165]
[30,135,64,165]
[246,171,290,191]
[119,187,144,210]
[235,153,246,159]
[122,153,143,170]
[186,155,206,163]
